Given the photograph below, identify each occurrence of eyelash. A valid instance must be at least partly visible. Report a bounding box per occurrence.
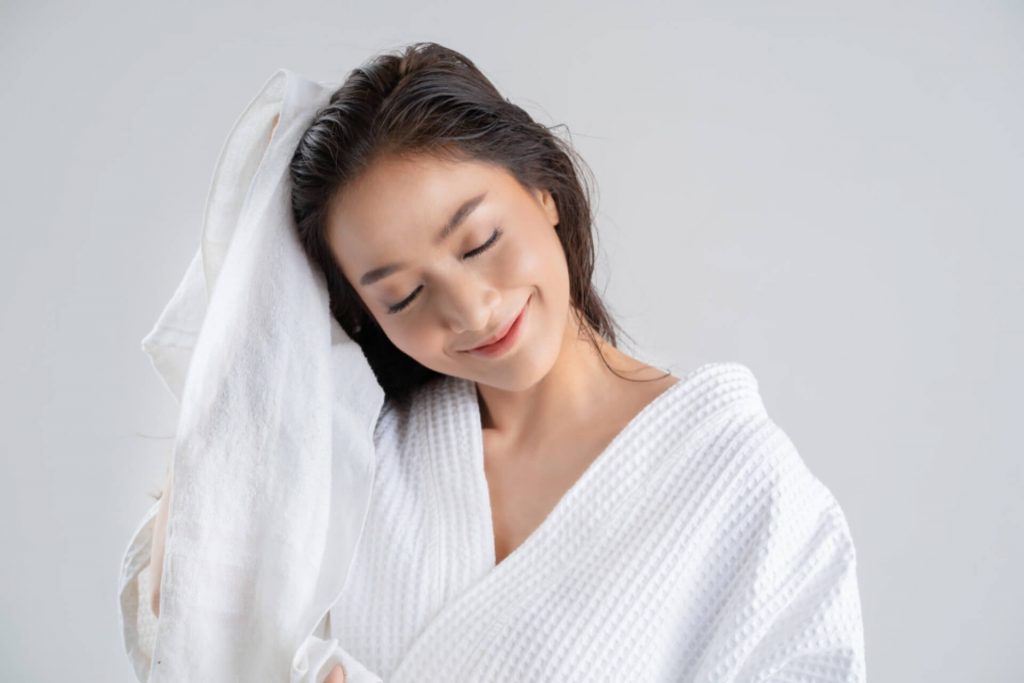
[386,227,504,314]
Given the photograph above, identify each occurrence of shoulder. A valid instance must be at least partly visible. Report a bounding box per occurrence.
[680,361,857,554]
[671,365,866,680]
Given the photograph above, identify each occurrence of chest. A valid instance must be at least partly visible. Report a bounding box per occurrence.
[481,417,634,565]
[479,378,685,565]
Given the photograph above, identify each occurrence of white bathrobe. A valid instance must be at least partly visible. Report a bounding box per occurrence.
[119,361,866,681]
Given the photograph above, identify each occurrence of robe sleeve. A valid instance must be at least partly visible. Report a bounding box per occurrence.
[117,500,384,683]
[694,423,867,682]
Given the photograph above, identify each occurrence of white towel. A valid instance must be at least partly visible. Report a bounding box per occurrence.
[128,68,387,682]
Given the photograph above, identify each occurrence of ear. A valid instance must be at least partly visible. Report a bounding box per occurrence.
[533,187,560,229]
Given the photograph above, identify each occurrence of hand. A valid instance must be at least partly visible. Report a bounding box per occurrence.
[324,664,346,683]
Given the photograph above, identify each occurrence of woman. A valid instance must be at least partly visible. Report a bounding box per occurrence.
[124,42,865,682]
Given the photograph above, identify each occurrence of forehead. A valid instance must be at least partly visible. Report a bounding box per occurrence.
[326,154,520,270]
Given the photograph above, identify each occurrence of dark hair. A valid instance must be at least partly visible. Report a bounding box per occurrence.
[289,41,637,407]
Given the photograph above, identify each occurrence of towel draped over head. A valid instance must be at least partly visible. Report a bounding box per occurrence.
[133,68,387,681]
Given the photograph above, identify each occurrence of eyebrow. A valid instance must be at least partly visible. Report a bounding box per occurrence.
[359,191,488,287]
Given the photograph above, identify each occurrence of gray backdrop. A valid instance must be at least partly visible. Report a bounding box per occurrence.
[1,1,1020,681]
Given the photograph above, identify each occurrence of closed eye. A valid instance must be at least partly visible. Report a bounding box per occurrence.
[463,226,502,258]
[386,227,504,314]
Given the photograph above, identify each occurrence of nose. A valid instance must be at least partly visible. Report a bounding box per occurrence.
[440,270,499,336]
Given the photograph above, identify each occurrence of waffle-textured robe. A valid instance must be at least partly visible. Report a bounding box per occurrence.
[118,362,866,681]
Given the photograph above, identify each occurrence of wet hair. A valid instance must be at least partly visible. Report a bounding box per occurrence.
[289,41,639,407]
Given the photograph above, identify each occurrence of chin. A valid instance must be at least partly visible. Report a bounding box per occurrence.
[469,333,562,393]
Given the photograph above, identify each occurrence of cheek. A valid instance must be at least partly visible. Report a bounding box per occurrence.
[503,226,564,288]
[379,319,446,362]
[526,227,570,302]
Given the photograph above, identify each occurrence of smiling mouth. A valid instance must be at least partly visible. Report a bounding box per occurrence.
[462,298,529,352]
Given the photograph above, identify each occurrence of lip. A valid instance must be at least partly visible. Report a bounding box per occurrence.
[462,296,530,358]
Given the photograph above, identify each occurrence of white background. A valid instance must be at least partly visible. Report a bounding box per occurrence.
[1,1,1021,680]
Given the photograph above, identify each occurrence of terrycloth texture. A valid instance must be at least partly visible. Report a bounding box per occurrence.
[116,68,388,682]
[325,362,867,681]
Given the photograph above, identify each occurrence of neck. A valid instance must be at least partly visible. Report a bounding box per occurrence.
[473,307,663,458]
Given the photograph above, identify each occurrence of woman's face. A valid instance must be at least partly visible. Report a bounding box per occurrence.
[325,153,569,391]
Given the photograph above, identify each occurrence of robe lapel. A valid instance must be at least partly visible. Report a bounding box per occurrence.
[416,374,496,604]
